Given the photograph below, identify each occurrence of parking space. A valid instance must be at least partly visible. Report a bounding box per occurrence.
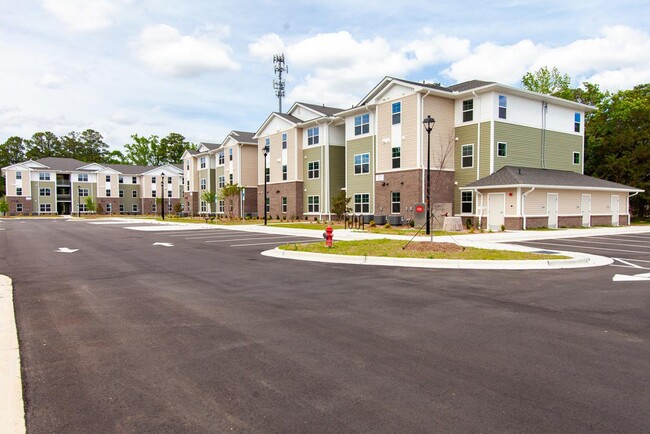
[516,232,650,269]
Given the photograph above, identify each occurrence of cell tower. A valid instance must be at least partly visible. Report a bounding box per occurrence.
[273,54,288,113]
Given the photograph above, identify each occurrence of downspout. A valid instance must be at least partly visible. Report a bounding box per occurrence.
[628,191,639,225]
[522,187,535,230]
[475,189,483,230]
[239,144,243,218]
[473,91,481,182]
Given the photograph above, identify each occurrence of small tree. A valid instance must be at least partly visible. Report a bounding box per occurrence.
[173,202,182,215]
[96,203,104,214]
[85,196,96,213]
[219,183,244,219]
[331,190,351,220]
[200,190,217,214]
[0,199,8,216]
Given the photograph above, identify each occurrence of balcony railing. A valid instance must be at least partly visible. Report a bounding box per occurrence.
[57,194,71,201]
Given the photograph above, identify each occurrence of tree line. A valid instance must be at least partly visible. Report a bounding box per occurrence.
[0,130,195,195]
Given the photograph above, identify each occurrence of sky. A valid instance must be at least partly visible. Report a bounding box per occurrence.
[1,0,649,150]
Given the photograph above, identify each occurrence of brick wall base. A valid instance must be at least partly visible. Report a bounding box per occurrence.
[258,182,303,219]
[183,192,199,216]
[6,197,33,215]
[96,198,120,214]
[591,215,612,226]
[558,216,582,228]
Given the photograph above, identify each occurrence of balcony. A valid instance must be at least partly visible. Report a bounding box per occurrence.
[57,194,71,201]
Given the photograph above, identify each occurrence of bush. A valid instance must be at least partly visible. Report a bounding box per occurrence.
[465,218,473,230]
[409,219,415,228]
[282,215,287,220]
[500,224,506,232]
[369,220,376,227]
[313,216,318,222]
[384,223,391,229]
[96,203,104,214]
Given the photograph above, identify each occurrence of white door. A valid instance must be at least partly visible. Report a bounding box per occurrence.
[611,195,620,226]
[581,194,591,227]
[487,193,505,230]
[547,193,559,229]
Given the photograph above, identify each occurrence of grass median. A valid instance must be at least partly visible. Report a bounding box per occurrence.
[279,239,569,261]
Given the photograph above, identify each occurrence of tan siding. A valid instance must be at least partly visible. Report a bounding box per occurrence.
[5,170,17,195]
[423,96,455,170]
[240,145,258,187]
[399,93,418,170]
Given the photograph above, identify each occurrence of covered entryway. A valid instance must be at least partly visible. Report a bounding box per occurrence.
[581,194,591,227]
[487,193,505,230]
[611,195,620,226]
[547,193,559,229]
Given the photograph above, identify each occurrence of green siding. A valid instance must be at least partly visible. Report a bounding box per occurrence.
[493,122,582,173]
[32,181,56,209]
[120,185,140,212]
[328,146,346,202]
[453,122,490,214]
[346,136,375,213]
[303,147,323,213]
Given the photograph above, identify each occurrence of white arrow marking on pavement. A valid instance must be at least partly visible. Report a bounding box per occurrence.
[153,242,174,247]
[55,247,79,253]
[613,272,650,282]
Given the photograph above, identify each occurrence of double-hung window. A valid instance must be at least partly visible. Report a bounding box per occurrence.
[105,175,111,182]
[16,171,22,180]
[106,189,111,197]
[307,127,319,146]
[574,113,581,133]
[462,99,473,122]
[265,197,270,213]
[392,102,401,125]
[200,178,206,190]
[132,204,138,213]
[132,176,137,184]
[392,147,401,169]
[282,165,287,181]
[354,153,370,174]
[79,188,89,197]
[229,148,233,161]
[200,157,206,169]
[391,192,401,214]
[307,161,319,179]
[119,190,124,198]
[151,190,156,198]
[78,173,88,182]
[151,177,156,184]
[461,144,474,168]
[218,153,224,165]
[167,177,172,184]
[354,114,370,135]
[265,168,270,182]
[282,197,287,213]
[39,172,50,181]
[354,194,369,213]
[229,174,233,185]
[39,187,51,196]
[308,196,320,213]
[573,152,581,165]
[282,133,287,149]
[40,203,51,212]
[16,203,23,212]
[497,142,507,157]
[218,176,225,188]
[167,190,172,198]
[119,176,124,184]
[498,95,507,119]
[120,204,125,213]
[461,191,473,214]
[132,190,138,198]
[16,187,22,196]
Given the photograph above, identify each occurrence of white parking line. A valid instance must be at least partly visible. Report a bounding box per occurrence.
[184,233,252,240]
[587,235,650,245]
[523,241,650,255]
[607,233,650,241]
[205,236,304,243]
[612,258,644,268]
[230,240,315,247]
[545,237,650,249]
[167,231,226,237]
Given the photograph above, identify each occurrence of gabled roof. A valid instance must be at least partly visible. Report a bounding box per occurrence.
[466,166,643,192]
[1,159,49,172]
[103,163,158,175]
[446,80,495,92]
[293,102,343,118]
[253,112,302,139]
[141,164,183,176]
[36,157,93,172]
[228,130,257,145]
[197,142,221,153]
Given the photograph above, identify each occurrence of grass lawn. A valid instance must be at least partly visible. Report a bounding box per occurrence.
[279,239,568,260]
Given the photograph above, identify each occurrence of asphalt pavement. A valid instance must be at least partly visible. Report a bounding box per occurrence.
[1,218,649,433]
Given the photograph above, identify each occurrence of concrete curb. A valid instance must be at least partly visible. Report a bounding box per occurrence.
[261,248,612,270]
[0,275,26,434]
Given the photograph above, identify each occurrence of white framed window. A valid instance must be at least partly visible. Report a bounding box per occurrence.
[186,181,190,190]
[16,203,23,212]
[167,177,172,184]
[282,133,287,149]
[105,175,111,182]
[16,171,22,180]
[39,187,51,196]
[498,95,507,119]
[132,190,137,198]
[354,153,370,174]
[79,204,87,212]
[265,137,270,148]
[132,204,138,212]
[200,157,206,169]
[39,172,50,181]
[392,147,401,169]
[79,188,89,197]
[391,192,400,214]
[307,161,320,179]
[119,204,124,213]
[200,201,207,212]
[574,113,581,133]
[354,193,370,213]
[151,176,156,184]
[152,202,157,213]
[78,173,88,182]
[200,178,206,190]
[229,174,233,185]
[106,203,112,213]
[218,152,225,165]
[461,190,473,214]
[218,176,225,188]
[132,176,137,184]
[40,203,51,212]
[152,190,158,198]
[307,127,319,146]
[119,176,124,184]
[106,189,111,197]
[229,148,233,161]
[16,187,22,196]
[282,165,287,180]
[308,195,320,213]
[282,197,287,213]
[265,167,270,182]
[461,144,474,168]
[167,190,172,198]
[119,190,124,198]
[573,152,581,165]
[392,102,401,125]
[218,200,225,213]
[497,142,507,157]
[354,114,370,135]
[462,99,473,122]
[265,197,270,213]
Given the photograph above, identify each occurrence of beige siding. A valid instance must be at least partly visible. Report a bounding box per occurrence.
[258,127,300,185]
[523,189,628,216]
[423,96,455,170]
[5,170,18,195]
[376,93,418,172]
[240,145,258,187]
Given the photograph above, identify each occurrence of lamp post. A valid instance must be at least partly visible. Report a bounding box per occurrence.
[78,187,81,218]
[262,143,269,225]
[422,115,436,235]
[160,172,165,221]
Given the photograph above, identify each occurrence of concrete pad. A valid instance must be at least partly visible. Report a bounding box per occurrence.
[0,275,26,434]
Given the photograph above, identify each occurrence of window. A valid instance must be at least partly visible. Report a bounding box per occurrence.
[354,114,370,135]
[497,142,507,157]
[574,113,581,133]
[354,194,370,213]
[573,152,581,165]
[461,191,473,214]
[39,188,51,196]
[168,202,172,212]
[167,190,172,198]
[151,177,156,184]
[308,161,320,179]
[39,172,50,181]
[16,203,23,212]
[265,168,270,182]
[392,102,401,125]
[79,188,89,197]
[265,138,270,149]
[151,190,156,198]
[282,133,287,149]
[79,204,87,212]
[282,165,287,181]
[392,147,401,169]
[200,201,207,213]
[16,171,21,180]
[265,197,270,213]
[78,173,88,182]
[152,203,157,213]
[132,204,138,212]
[282,197,287,213]
[461,144,474,168]
[307,127,319,146]
[200,157,206,169]
[354,153,370,174]
[462,99,473,122]
[119,190,124,198]
[308,195,320,213]
[229,148,233,161]
[106,203,112,213]
[40,203,52,212]
[218,200,225,213]
[120,204,124,213]
[168,177,172,184]
[498,95,507,119]
[106,189,111,197]
[229,174,233,185]
[186,181,190,190]
[200,178,206,190]
[186,161,190,170]
[105,175,111,182]
[391,192,400,214]
[218,176,225,188]
[119,176,124,184]
[132,176,137,184]
[132,190,138,198]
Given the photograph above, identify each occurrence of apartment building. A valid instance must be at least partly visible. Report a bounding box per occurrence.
[219,130,258,217]
[1,157,183,215]
[181,142,220,215]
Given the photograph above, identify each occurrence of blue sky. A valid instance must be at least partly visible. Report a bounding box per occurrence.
[1,0,649,150]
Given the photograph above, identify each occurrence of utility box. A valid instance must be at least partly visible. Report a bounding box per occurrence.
[414,203,426,229]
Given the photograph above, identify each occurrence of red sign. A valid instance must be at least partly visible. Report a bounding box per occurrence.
[415,205,425,213]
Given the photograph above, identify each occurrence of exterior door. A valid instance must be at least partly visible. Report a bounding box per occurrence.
[487,193,505,230]
[611,195,620,226]
[581,194,591,227]
[547,193,559,229]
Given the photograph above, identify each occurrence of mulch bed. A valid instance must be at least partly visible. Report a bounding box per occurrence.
[403,242,465,253]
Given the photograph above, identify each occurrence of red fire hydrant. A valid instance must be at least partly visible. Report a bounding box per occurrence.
[323,225,333,247]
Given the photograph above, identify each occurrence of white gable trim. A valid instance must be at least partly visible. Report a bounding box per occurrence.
[78,163,120,174]
[253,113,297,139]
[142,164,183,176]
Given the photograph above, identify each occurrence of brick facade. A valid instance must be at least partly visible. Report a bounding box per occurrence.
[258,181,303,219]
[183,192,199,216]
[558,216,582,228]
[6,197,33,215]
[96,198,120,214]
[591,215,612,226]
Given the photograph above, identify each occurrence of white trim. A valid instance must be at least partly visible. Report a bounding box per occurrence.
[470,184,642,192]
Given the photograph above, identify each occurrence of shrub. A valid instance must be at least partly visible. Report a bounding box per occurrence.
[500,224,506,232]
[384,223,392,229]
[369,220,376,227]
[465,218,473,230]
[409,219,415,228]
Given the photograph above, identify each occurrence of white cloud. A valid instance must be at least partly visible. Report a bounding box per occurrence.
[133,24,240,77]
[110,112,138,125]
[42,0,130,32]
[248,33,285,61]
[36,73,65,89]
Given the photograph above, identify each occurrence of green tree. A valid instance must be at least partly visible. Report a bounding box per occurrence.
[0,136,27,195]
[78,129,109,162]
[200,190,218,214]
[123,134,160,166]
[160,133,194,164]
[26,131,61,160]
[0,199,8,215]
[103,149,127,164]
[331,190,351,220]
[219,183,244,218]
[85,196,96,213]
[521,66,572,97]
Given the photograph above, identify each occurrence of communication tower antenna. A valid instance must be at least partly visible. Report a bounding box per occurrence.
[273,54,288,113]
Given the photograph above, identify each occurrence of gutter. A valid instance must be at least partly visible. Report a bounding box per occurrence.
[522,187,535,230]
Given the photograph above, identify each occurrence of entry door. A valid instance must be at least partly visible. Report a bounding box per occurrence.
[581,194,591,227]
[611,195,620,226]
[547,193,559,229]
[487,193,505,230]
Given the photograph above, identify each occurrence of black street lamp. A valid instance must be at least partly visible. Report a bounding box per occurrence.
[160,172,165,220]
[78,187,81,218]
[422,115,436,235]
[262,143,269,225]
